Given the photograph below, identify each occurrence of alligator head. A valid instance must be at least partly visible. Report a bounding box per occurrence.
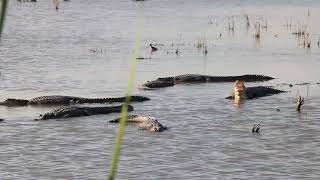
[138,116,168,132]
[139,78,175,90]
[36,112,56,120]
[0,98,29,106]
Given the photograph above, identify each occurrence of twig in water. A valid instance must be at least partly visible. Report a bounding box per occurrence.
[175,33,182,55]
[252,123,261,133]
[296,95,304,112]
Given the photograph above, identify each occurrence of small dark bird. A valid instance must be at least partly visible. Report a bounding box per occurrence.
[150,44,158,52]
[252,123,261,133]
[0,118,4,122]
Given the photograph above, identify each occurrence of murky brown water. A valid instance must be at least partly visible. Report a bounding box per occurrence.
[0,0,320,179]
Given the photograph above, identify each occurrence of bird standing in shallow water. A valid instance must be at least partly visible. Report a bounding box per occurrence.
[149,44,158,52]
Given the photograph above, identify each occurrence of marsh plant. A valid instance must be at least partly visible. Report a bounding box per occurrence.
[254,22,261,39]
[0,0,8,37]
[284,17,293,29]
[227,16,235,32]
[296,95,305,112]
[304,33,311,48]
[292,25,307,37]
[196,37,205,49]
[244,14,250,29]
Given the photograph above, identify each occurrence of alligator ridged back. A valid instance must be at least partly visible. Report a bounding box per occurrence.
[110,115,148,123]
[174,74,209,82]
[29,95,83,105]
[28,95,150,105]
[157,76,175,81]
[36,104,133,120]
[109,114,167,132]
[168,74,273,83]
[79,96,150,103]
[200,74,274,82]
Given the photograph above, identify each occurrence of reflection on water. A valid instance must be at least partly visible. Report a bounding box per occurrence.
[1,0,320,179]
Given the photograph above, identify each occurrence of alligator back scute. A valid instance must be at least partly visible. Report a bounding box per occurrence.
[240,74,274,82]
[157,76,175,82]
[174,74,207,82]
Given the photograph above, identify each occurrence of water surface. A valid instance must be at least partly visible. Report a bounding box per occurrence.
[0,0,320,179]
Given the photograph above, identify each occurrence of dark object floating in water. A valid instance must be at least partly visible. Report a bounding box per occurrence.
[17,0,37,2]
[35,104,133,120]
[252,123,261,133]
[136,57,151,60]
[140,74,274,90]
[109,115,167,132]
[0,118,4,122]
[0,95,150,106]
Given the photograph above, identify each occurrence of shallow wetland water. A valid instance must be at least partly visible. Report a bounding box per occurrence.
[0,0,320,179]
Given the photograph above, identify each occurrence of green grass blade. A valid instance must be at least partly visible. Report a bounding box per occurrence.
[0,0,8,38]
[108,26,141,180]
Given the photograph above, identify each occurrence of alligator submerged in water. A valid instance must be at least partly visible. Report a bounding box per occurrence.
[0,95,150,106]
[109,115,167,132]
[225,80,285,99]
[139,74,274,89]
[34,104,133,120]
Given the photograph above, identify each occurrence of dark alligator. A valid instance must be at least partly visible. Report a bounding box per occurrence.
[139,74,274,89]
[0,95,150,106]
[109,115,167,132]
[225,80,285,99]
[34,104,133,120]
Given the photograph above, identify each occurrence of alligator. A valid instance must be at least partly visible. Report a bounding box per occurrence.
[139,74,274,89]
[225,80,285,99]
[109,115,167,132]
[34,104,133,120]
[0,95,150,106]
